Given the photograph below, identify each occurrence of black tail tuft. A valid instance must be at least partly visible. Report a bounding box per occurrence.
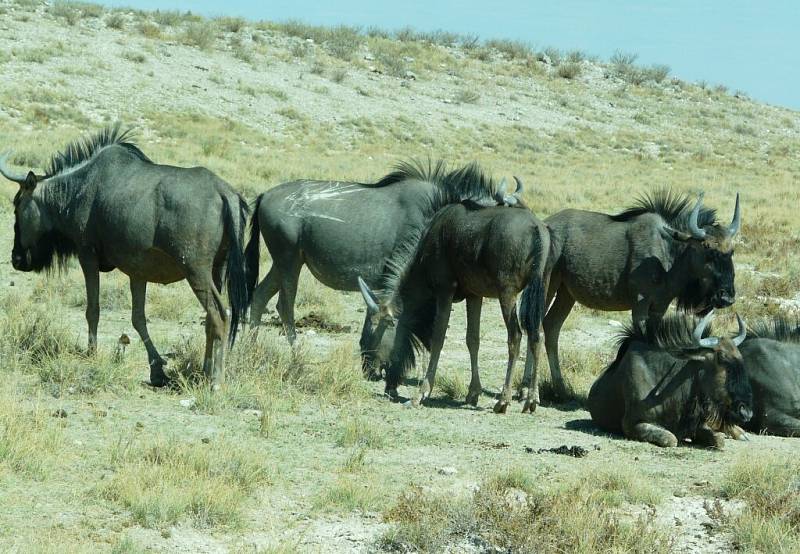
[244,193,263,303]
[520,272,545,339]
[222,195,250,347]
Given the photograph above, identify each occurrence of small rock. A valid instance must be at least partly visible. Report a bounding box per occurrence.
[403,70,417,80]
[135,421,144,430]
[179,398,196,409]
[438,466,457,476]
[674,488,688,498]
[363,54,374,61]
[52,409,68,418]
[8,281,13,287]
[201,437,211,444]
[306,330,317,336]
[403,56,415,62]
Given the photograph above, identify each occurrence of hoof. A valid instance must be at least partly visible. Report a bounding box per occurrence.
[493,401,508,414]
[143,377,169,388]
[384,388,399,401]
[521,399,538,414]
[465,392,480,407]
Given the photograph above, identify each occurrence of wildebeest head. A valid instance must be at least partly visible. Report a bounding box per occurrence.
[668,193,741,313]
[358,276,397,375]
[0,153,67,272]
[679,310,753,426]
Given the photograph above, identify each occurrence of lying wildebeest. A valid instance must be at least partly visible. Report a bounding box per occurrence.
[245,159,521,363]
[737,317,800,437]
[588,311,752,448]
[358,194,549,413]
[0,125,250,389]
[522,189,741,408]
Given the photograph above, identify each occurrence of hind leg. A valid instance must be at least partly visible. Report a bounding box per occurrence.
[130,279,168,387]
[187,272,228,390]
[543,285,576,400]
[249,266,281,326]
[276,260,303,345]
[494,293,522,414]
[414,291,454,406]
[465,296,483,406]
[521,283,556,413]
[625,420,679,447]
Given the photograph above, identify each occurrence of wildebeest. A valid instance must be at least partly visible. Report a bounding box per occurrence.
[358,192,550,413]
[0,125,250,389]
[737,317,800,437]
[522,190,741,406]
[245,160,521,363]
[587,311,752,448]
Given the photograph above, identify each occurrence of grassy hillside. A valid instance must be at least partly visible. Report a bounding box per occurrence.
[0,1,799,552]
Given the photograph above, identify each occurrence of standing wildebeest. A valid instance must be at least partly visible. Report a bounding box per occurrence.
[358,194,550,413]
[737,317,800,436]
[1,125,250,389]
[521,190,741,409]
[587,311,752,448]
[245,160,521,362]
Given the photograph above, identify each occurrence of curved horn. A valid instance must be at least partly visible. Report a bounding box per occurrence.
[693,309,719,348]
[358,276,380,314]
[727,193,741,239]
[732,313,747,346]
[513,176,523,195]
[0,151,29,184]
[688,192,707,240]
[494,177,509,204]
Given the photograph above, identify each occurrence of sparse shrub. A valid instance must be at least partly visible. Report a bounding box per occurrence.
[123,51,146,64]
[313,477,384,513]
[610,49,638,69]
[486,38,533,61]
[331,68,347,83]
[290,41,309,58]
[152,9,183,26]
[0,392,64,478]
[366,26,390,39]
[543,46,562,65]
[137,21,162,39]
[556,62,582,80]
[182,21,216,50]
[337,417,385,449]
[394,26,418,42]
[310,61,326,75]
[276,107,303,120]
[216,16,246,33]
[106,12,125,30]
[733,123,757,136]
[326,25,361,61]
[49,1,80,25]
[646,64,671,83]
[454,89,480,104]
[566,49,586,63]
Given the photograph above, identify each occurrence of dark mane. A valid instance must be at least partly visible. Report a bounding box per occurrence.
[45,123,151,178]
[609,188,717,231]
[615,314,712,352]
[747,316,800,343]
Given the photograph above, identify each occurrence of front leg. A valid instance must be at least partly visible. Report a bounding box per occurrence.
[414,291,454,406]
[625,420,679,447]
[694,423,726,449]
[79,253,100,354]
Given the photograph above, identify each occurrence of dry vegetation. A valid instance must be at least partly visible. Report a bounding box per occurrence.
[0,0,799,551]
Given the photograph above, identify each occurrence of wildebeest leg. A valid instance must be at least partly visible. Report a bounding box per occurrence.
[726,425,749,441]
[494,294,522,414]
[130,279,168,387]
[626,421,679,447]
[543,285,576,400]
[763,413,800,437]
[276,260,303,345]
[249,266,281,326]
[694,424,726,449]
[79,254,100,354]
[414,292,454,406]
[521,285,556,413]
[465,296,483,406]
[187,272,228,390]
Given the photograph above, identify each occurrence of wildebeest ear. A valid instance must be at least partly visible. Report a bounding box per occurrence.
[22,171,38,191]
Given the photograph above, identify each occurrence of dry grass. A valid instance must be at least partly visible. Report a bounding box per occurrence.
[381,467,669,553]
[102,433,272,528]
[0,391,64,479]
[720,454,800,552]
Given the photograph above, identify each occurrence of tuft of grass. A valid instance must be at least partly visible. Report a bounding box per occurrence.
[313,476,384,513]
[182,21,216,50]
[454,89,480,104]
[486,38,533,61]
[720,454,800,552]
[336,417,385,449]
[123,51,146,64]
[436,371,468,401]
[103,434,272,528]
[0,294,80,367]
[216,16,246,33]
[137,21,162,39]
[105,12,125,30]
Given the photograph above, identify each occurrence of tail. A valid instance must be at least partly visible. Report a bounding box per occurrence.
[244,193,263,300]
[520,225,549,339]
[222,195,251,346]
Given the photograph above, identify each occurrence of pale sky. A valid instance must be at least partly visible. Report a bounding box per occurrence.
[99,1,800,110]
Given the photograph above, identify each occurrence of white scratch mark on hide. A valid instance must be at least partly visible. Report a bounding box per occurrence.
[284,181,364,223]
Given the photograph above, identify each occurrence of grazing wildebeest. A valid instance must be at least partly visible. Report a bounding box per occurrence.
[0,125,250,389]
[244,160,521,365]
[358,193,550,413]
[737,317,800,437]
[587,311,752,448]
[521,190,741,408]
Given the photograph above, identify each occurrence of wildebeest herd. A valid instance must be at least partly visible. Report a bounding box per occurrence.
[2,125,799,448]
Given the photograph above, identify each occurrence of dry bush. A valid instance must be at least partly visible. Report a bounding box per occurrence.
[137,21,162,39]
[0,391,64,478]
[556,62,582,80]
[105,12,125,30]
[486,38,533,61]
[102,433,272,528]
[182,21,216,50]
[313,476,385,513]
